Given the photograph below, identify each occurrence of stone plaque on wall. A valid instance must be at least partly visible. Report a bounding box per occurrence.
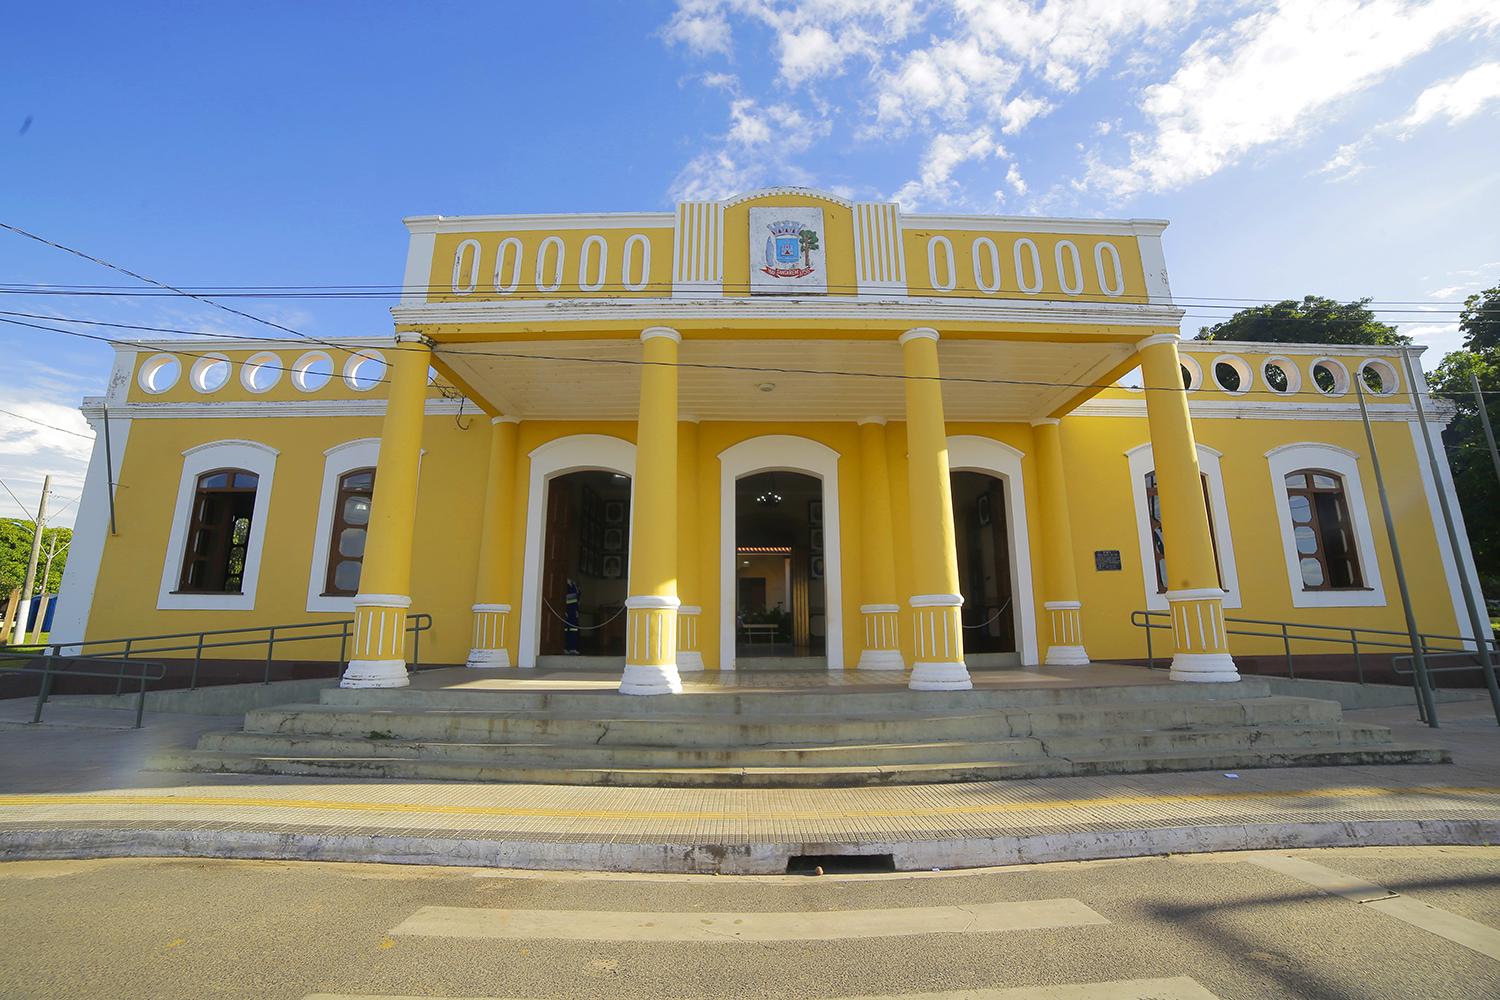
[1094,550,1122,571]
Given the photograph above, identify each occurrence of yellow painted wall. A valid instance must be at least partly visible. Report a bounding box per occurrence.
[720,193,858,298]
[903,228,1148,302]
[84,405,1467,671]
[426,228,675,303]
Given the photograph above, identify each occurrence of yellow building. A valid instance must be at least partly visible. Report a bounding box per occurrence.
[50,188,1489,694]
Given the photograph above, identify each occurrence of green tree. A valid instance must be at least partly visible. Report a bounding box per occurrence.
[1429,284,1500,596]
[798,228,819,268]
[0,519,71,595]
[1194,296,1408,345]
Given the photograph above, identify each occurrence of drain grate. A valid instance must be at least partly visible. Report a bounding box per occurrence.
[786,853,896,875]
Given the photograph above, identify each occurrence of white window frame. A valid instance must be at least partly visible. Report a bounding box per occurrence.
[1125,442,1242,611]
[1264,442,1386,608]
[306,438,381,613]
[157,439,278,611]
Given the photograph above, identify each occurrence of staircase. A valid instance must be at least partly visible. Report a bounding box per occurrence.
[156,672,1446,788]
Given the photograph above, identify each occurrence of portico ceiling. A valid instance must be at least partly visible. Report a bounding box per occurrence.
[434,338,1135,422]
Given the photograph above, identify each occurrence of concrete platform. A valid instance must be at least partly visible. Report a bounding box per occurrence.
[0,693,1495,874]
[151,664,1447,788]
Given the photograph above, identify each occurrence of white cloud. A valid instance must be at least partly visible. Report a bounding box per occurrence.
[1084,0,1500,198]
[1318,139,1370,181]
[1005,162,1028,196]
[892,127,1007,208]
[663,0,733,55]
[1399,61,1500,129]
[997,93,1052,134]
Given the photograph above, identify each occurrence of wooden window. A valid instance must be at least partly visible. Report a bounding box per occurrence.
[177,469,259,593]
[1144,471,1223,593]
[1284,469,1364,590]
[323,468,375,596]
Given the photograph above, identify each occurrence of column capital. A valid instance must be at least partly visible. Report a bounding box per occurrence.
[857,416,888,426]
[1135,333,1180,351]
[393,331,434,347]
[490,415,521,425]
[641,326,682,344]
[1029,417,1060,427]
[899,327,940,346]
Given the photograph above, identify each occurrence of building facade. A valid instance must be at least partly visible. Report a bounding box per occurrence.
[51,188,1489,694]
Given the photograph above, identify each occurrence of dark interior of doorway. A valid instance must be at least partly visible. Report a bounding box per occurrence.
[735,471,826,659]
[540,470,630,656]
[951,471,1016,655]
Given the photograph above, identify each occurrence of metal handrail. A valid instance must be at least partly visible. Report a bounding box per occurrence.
[11,614,433,691]
[0,653,166,728]
[1131,608,1500,727]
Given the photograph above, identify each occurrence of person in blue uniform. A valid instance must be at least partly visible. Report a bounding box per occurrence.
[564,578,581,655]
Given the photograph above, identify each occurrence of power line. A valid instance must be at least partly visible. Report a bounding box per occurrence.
[0,407,94,440]
[0,478,35,525]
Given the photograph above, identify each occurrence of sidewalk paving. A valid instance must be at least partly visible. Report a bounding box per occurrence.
[0,695,1496,874]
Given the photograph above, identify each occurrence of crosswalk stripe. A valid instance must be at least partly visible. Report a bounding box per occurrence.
[388,898,1107,942]
[305,976,1221,1000]
[1248,854,1500,962]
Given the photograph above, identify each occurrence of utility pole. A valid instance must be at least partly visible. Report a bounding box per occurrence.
[1473,371,1500,487]
[27,533,61,645]
[9,474,49,646]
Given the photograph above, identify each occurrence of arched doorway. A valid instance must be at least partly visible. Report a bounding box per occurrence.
[734,471,825,660]
[538,470,631,656]
[951,471,1016,660]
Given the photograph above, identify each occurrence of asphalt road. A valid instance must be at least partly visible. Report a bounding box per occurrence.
[0,847,1496,999]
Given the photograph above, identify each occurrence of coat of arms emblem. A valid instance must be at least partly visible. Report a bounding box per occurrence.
[748,207,827,294]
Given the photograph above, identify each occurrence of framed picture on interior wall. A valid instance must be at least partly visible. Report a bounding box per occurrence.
[810,528,823,552]
[810,555,824,580]
[978,494,992,526]
[809,500,822,526]
[602,555,622,579]
[605,500,625,525]
[603,527,623,552]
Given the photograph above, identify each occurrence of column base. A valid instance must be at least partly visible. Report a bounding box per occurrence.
[619,662,685,696]
[340,658,410,689]
[465,648,511,669]
[1169,651,1240,683]
[857,649,906,671]
[1044,645,1090,667]
[908,660,972,691]
[675,650,705,672]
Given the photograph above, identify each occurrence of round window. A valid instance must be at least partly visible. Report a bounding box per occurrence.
[1359,359,1399,396]
[291,351,334,392]
[240,352,283,393]
[1311,359,1348,396]
[190,354,231,393]
[1262,357,1300,394]
[138,354,181,394]
[343,350,387,392]
[1178,355,1202,391]
[1211,356,1251,395]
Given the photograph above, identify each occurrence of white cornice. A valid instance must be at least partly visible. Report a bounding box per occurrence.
[1074,397,1453,425]
[391,295,1186,329]
[721,186,854,208]
[106,335,396,354]
[403,212,674,234]
[79,397,473,421]
[902,215,1170,237]
[1181,340,1425,358]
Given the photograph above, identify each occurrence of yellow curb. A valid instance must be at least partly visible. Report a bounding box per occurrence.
[0,786,1496,824]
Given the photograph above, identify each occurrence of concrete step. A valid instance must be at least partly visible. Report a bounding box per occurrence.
[731,658,829,671]
[157,741,1449,788]
[316,676,1277,715]
[193,723,1397,768]
[534,656,625,670]
[241,696,1343,746]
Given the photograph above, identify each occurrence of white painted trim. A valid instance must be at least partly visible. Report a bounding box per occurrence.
[391,296,1186,328]
[137,353,181,395]
[401,230,437,305]
[517,434,636,668]
[947,434,1040,666]
[899,327,939,345]
[1073,399,1436,422]
[718,435,843,671]
[404,212,674,234]
[1135,231,1173,305]
[641,326,681,343]
[49,413,131,649]
[1263,442,1387,609]
[902,214,1169,237]
[80,398,472,420]
[156,440,279,611]
[306,438,381,613]
[1125,442,1241,612]
[722,186,853,208]
[1409,421,1493,646]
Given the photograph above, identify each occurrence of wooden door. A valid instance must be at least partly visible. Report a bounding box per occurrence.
[540,478,575,655]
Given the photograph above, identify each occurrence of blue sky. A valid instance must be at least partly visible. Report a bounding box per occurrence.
[3,1,1498,526]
